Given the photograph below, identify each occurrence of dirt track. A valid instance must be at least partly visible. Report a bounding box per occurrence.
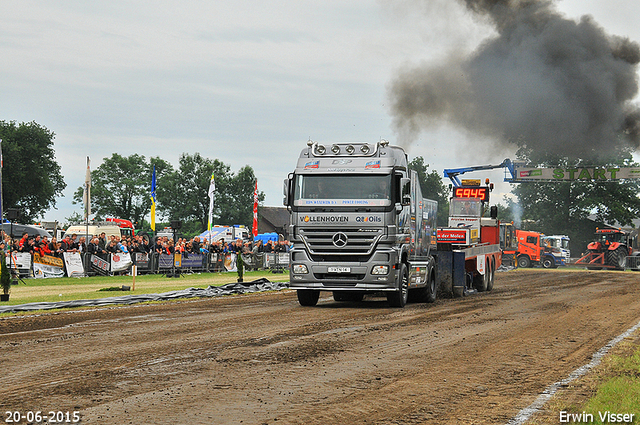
[1,269,640,424]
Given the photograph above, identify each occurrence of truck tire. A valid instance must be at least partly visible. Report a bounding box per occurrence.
[541,256,555,269]
[486,260,494,292]
[387,263,409,308]
[297,289,320,306]
[607,246,627,270]
[517,255,531,268]
[412,268,436,303]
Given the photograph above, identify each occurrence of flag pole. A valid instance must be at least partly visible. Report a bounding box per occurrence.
[84,157,91,253]
[208,173,215,246]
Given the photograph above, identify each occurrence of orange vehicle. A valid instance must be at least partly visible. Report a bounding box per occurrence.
[503,230,563,268]
[576,227,640,270]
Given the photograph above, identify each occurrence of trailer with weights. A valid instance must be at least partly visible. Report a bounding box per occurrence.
[435,182,502,297]
[283,140,438,308]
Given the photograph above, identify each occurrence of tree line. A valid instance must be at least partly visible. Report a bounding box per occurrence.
[70,153,265,235]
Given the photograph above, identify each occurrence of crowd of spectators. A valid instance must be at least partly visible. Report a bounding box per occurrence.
[151,235,291,257]
[1,230,290,260]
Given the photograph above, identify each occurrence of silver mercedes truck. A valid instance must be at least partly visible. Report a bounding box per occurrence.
[283,140,437,308]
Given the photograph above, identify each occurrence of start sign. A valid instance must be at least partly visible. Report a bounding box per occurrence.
[452,186,489,202]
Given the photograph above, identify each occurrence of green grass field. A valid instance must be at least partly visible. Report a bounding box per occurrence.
[0,270,289,307]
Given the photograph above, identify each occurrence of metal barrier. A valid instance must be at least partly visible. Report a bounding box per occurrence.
[625,256,640,271]
[3,250,291,278]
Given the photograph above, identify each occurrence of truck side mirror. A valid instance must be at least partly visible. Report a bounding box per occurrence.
[283,177,291,206]
[400,178,411,206]
[490,205,498,219]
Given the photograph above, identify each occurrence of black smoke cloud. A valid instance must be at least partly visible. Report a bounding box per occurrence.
[388,0,640,159]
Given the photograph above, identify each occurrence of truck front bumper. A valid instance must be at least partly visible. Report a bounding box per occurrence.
[288,249,399,292]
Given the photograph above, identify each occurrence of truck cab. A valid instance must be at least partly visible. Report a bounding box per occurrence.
[506,230,566,269]
[283,140,437,308]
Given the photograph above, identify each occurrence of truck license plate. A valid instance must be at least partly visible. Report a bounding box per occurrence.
[328,267,350,273]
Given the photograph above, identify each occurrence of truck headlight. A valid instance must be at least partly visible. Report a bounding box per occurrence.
[292,264,309,274]
[371,265,388,275]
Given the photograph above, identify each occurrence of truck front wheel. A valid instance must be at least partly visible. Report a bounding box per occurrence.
[517,255,531,268]
[412,267,436,303]
[297,289,320,306]
[541,256,556,269]
[387,263,409,308]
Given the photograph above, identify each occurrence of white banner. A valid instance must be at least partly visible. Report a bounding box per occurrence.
[10,252,31,269]
[224,253,237,272]
[63,252,85,277]
[111,252,133,272]
[278,253,289,265]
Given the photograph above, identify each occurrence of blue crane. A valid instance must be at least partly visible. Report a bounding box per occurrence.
[443,159,516,187]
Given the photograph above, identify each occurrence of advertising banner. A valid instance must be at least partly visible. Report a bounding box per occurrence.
[180,253,204,269]
[511,166,640,181]
[63,252,85,277]
[111,252,132,272]
[278,253,290,266]
[10,252,31,270]
[33,253,65,279]
[91,254,110,275]
[437,228,470,244]
[158,253,174,269]
[134,252,150,270]
[224,253,237,272]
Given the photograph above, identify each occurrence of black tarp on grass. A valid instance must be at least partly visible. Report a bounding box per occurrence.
[0,278,289,314]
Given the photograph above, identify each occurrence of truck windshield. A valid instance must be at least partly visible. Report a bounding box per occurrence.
[293,174,392,207]
[449,198,482,217]
[546,237,570,250]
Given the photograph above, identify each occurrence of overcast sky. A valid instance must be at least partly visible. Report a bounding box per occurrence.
[1,0,639,224]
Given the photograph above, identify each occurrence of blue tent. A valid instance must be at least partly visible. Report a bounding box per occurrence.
[253,232,279,243]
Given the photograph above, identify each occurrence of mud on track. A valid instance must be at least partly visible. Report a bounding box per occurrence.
[1,270,639,424]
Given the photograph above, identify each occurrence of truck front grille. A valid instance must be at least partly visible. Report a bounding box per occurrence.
[299,228,383,256]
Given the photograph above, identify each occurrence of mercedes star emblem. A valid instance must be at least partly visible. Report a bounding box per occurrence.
[332,232,348,248]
